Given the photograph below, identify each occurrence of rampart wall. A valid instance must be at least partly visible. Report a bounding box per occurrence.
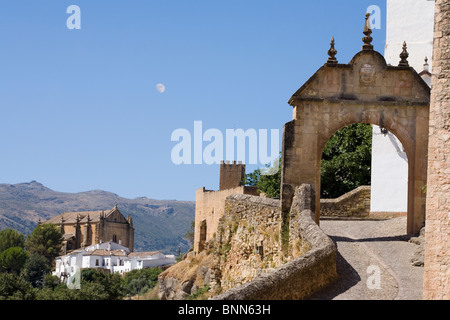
[194,186,259,252]
[212,184,337,300]
[423,0,450,300]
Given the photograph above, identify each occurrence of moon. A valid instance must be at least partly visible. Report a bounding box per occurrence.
[156,83,166,93]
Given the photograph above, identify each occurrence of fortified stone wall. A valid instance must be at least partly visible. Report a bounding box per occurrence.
[194,161,259,253]
[212,184,337,300]
[423,0,450,300]
[212,195,287,294]
[219,161,246,191]
[194,186,259,253]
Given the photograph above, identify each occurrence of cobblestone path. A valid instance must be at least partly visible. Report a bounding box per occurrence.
[308,217,424,300]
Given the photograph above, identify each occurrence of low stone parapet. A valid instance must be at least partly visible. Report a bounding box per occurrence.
[212,184,337,300]
[320,186,371,218]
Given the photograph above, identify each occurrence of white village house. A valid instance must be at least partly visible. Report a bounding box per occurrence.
[53,241,176,283]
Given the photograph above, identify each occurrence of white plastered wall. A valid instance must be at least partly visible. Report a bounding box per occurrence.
[370,0,434,213]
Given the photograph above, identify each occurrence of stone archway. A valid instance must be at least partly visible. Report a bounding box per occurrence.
[280,17,430,235]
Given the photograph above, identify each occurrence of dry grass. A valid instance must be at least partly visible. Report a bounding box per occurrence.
[158,251,214,290]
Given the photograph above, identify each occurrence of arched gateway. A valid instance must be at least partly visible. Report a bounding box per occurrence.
[280,15,430,235]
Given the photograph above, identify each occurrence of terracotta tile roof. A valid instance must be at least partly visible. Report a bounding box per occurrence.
[83,249,128,257]
[44,208,113,225]
[83,249,111,256]
[128,251,160,258]
[112,250,128,256]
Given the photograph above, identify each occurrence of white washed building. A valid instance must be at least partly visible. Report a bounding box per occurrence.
[370,0,434,214]
[53,241,176,283]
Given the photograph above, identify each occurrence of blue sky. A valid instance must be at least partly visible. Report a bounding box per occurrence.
[0,0,386,201]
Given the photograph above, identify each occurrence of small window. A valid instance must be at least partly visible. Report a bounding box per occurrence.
[95,259,99,266]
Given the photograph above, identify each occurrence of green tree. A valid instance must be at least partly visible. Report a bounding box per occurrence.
[242,124,372,200]
[0,228,25,253]
[21,253,51,288]
[42,274,62,290]
[243,156,281,198]
[122,267,163,297]
[0,272,36,300]
[0,247,28,274]
[25,223,63,266]
[321,123,372,198]
[36,285,72,300]
[79,268,124,300]
[34,275,75,300]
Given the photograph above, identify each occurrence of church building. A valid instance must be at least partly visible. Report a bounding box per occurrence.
[43,205,134,253]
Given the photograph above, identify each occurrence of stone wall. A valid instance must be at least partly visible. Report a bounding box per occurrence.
[423,0,450,300]
[219,161,246,191]
[212,184,337,300]
[211,195,288,294]
[194,186,259,252]
[320,186,371,218]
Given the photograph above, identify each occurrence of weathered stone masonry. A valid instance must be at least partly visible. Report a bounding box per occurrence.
[212,195,286,293]
[280,20,430,236]
[194,161,258,253]
[212,184,337,300]
[423,0,450,300]
[320,186,371,218]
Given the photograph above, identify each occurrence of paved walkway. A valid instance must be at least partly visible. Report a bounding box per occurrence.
[308,217,424,300]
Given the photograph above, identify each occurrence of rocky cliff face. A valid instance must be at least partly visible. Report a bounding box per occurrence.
[158,248,215,300]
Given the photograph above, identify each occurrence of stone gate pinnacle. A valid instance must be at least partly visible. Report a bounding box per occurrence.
[362,13,374,51]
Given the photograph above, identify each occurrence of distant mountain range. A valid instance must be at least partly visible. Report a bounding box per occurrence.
[0,181,195,254]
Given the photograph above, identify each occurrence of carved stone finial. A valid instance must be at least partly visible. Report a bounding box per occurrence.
[327,37,338,65]
[362,13,373,51]
[423,56,430,72]
[399,41,409,67]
